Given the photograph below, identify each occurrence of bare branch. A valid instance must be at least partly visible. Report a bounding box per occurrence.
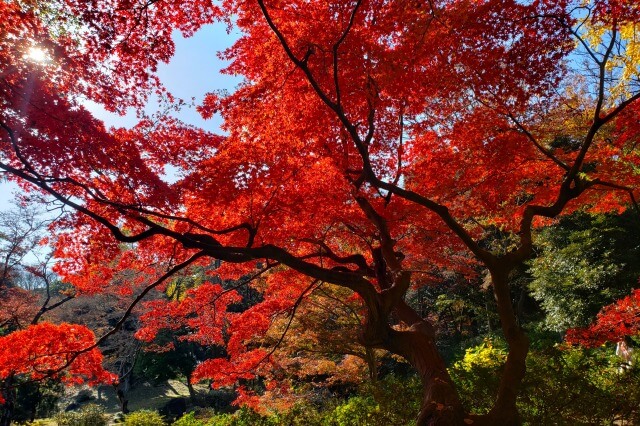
[333,0,363,107]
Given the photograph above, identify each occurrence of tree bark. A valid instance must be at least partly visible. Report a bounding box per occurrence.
[364,346,378,384]
[386,323,466,426]
[484,269,530,425]
[116,387,129,414]
[186,379,197,404]
[378,268,530,425]
[114,375,131,414]
[0,377,15,426]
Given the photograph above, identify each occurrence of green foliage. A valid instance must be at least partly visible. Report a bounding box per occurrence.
[361,375,421,425]
[449,340,507,414]
[135,336,199,384]
[330,396,378,425]
[407,276,500,363]
[124,410,166,426]
[12,378,63,422]
[198,376,420,426]
[268,404,327,426]
[528,210,640,331]
[172,412,206,426]
[21,420,53,426]
[450,337,640,424]
[323,375,421,425]
[519,345,640,425]
[453,340,507,372]
[203,408,272,426]
[201,412,233,426]
[54,404,108,426]
[202,403,371,426]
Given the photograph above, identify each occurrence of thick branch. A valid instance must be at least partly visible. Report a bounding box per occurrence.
[590,179,640,215]
[299,237,374,275]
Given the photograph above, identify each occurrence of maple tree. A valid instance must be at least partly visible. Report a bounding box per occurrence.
[245,282,385,410]
[1,0,640,424]
[566,286,640,347]
[0,202,111,425]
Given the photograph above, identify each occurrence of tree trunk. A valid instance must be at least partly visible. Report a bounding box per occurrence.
[186,379,197,404]
[386,323,466,426]
[0,406,13,426]
[116,387,129,414]
[484,269,530,425]
[364,346,378,384]
[0,406,12,426]
[379,267,530,425]
[114,374,131,414]
[0,377,15,426]
[484,331,528,425]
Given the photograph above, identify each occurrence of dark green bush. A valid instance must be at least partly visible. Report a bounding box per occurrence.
[450,338,640,425]
[520,345,640,425]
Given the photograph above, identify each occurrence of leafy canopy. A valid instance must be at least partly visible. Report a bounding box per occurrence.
[1,0,639,421]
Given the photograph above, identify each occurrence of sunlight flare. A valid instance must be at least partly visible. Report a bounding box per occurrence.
[25,46,48,63]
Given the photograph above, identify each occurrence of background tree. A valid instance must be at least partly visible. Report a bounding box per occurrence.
[0,203,48,288]
[51,291,141,413]
[566,286,640,347]
[0,202,78,425]
[254,282,386,409]
[528,210,640,332]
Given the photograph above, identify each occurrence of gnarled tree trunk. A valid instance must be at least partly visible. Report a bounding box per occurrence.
[484,269,529,426]
[385,322,466,426]
[373,267,530,426]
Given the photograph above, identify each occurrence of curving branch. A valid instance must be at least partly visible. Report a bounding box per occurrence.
[3,250,206,390]
[505,111,569,171]
[590,179,640,216]
[257,0,495,269]
[299,237,373,275]
[333,0,363,108]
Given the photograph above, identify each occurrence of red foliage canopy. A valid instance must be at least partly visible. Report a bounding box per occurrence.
[1,0,640,422]
[567,288,640,347]
[0,323,115,402]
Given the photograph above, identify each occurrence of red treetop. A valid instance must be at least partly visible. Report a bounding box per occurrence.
[566,287,640,347]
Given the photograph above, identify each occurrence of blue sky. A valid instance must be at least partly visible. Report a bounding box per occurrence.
[0,23,240,210]
[85,23,240,131]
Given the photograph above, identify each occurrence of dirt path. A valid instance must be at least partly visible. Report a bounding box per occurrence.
[61,379,203,414]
